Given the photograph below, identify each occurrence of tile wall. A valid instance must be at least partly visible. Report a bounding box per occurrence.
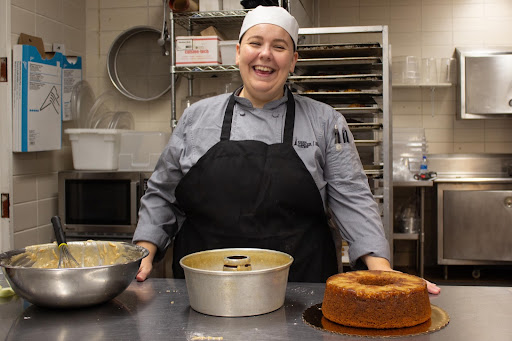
[84,0,250,131]
[319,0,512,154]
[9,0,512,251]
[10,0,85,248]
[317,0,512,267]
[85,0,178,133]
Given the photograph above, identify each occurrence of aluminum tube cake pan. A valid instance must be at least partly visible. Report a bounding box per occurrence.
[180,248,293,317]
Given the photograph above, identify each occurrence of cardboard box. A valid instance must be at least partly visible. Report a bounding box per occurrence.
[175,36,221,66]
[18,33,45,57]
[200,26,226,41]
[12,44,63,152]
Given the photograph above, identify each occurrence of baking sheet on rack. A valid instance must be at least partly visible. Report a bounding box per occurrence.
[288,73,382,82]
[348,123,383,131]
[333,104,382,115]
[296,57,382,66]
[363,164,384,176]
[296,95,380,106]
[299,90,382,95]
[354,140,381,146]
[289,74,382,82]
[289,76,382,92]
[294,64,383,76]
[297,43,382,59]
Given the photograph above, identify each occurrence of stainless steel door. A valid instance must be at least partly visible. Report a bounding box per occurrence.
[466,55,512,115]
[456,48,512,119]
[444,189,512,261]
[437,182,512,265]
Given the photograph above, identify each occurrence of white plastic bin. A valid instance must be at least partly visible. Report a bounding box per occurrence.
[222,0,243,10]
[65,129,124,170]
[219,40,237,65]
[118,131,170,171]
[200,0,223,11]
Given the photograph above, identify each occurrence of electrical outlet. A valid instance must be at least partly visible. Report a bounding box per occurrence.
[1,57,7,82]
[52,43,65,54]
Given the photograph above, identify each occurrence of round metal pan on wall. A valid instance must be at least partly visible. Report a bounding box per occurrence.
[107,26,172,101]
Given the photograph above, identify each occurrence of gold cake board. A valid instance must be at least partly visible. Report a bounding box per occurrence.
[303,303,449,338]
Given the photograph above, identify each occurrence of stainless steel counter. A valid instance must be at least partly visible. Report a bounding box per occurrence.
[0,275,511,341]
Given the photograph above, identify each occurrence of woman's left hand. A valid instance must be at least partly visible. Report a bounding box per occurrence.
[426,280,441,295]
[362,254,441,295]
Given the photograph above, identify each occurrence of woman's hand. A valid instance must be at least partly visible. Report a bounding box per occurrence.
[426,280,441,295]
[362,254,441,295]
[136,256,154,282]
[135,241,157,282]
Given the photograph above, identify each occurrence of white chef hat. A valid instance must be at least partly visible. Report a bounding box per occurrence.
[239,6,299,48]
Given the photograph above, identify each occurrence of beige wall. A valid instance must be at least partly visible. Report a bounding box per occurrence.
[319,0,512,154]
[10,0,85,249]
[9,0,512,250]
[85,0,175,133]
[84,1,241,131]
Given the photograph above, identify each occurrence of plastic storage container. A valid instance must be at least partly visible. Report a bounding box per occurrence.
[118,131,170,171]
[200,0,223,11]
[219,40,237,65]
[394,56,420,85]
[65,129,124,170]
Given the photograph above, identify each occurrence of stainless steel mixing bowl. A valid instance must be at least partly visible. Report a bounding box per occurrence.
[180,248,293,317]
[0,241,148,308]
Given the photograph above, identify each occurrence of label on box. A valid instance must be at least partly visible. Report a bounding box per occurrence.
[12,45,63,152]
[62,56,82,121]
[176,36,221,65]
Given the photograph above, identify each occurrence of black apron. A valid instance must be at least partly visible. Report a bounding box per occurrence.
[173,89,338,282]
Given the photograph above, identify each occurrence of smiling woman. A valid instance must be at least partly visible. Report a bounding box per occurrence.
[236,5,299,107]
[132,6,412,289]
[236,23,298,107]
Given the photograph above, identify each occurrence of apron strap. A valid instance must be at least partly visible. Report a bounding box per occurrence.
[220,91,237,141]
[220,87,296,144]
[283,87,295,145]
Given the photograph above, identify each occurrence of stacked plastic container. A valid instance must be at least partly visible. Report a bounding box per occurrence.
[392,56,457,85]
[392,128,427,181]
[118,131,170,171]
[393,56,420,85]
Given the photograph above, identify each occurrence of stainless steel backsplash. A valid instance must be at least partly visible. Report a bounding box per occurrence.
[427,153,512,178]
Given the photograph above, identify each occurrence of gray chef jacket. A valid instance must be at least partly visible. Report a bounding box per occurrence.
[133,89,390,269]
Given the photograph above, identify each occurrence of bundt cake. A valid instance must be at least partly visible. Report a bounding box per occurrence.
[322,270,431,329]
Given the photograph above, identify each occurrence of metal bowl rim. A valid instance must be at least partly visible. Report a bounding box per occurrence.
[0,241,149,270]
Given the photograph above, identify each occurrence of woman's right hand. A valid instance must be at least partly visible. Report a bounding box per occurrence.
[135,241,157,282]
[136,256,153,282]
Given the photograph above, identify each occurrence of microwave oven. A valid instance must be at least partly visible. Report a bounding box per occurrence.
[58,171,153,238]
